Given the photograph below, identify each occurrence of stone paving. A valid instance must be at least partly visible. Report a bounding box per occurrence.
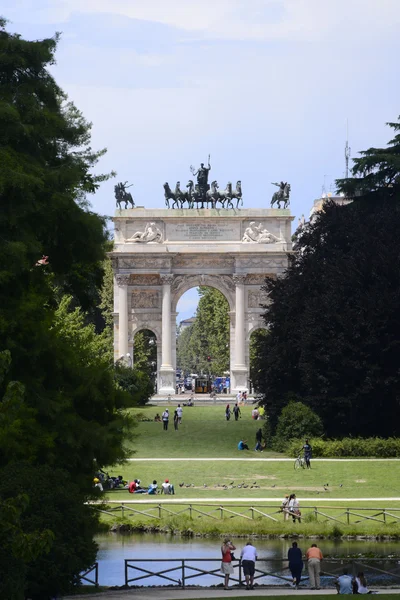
[64,586,400,599]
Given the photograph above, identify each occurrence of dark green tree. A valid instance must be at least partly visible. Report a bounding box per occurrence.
[337,117,400,200]
[257,119,400,436]
[0,21,135,598]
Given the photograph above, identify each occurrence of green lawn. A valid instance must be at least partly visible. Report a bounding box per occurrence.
[127,405,278,458]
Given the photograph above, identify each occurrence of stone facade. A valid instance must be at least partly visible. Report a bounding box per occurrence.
[111,208,293,395]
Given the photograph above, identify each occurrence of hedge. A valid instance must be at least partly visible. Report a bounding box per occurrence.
[285,437,400,458]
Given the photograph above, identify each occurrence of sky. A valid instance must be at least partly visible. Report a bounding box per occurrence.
[3,0,400,322]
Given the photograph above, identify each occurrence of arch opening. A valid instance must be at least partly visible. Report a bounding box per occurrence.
[176,286,231,394]
[249,327,268,394]
[133,328,158,394]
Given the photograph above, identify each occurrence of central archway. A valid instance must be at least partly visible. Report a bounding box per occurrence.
[175,285,231,394]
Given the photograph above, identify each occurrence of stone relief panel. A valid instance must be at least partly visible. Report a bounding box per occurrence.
[248,290,270,308]
[126,222,163,244]
[130,274,160,286]
[118,257,172,270]
[245,273,276,284]
[172,256,234,270]
[242,222,284,244]
[131,289,161,309]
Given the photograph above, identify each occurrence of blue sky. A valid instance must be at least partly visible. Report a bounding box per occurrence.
[3,0,400,321]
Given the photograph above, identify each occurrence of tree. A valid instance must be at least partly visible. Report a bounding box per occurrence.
[258,195,400,437]
[273,401,323,450]
[176,287,230,376]
[337,117,400,200]
[0,21,136,597]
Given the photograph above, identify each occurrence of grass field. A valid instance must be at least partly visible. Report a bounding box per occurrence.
[126,405,279,458]
[100,405,400,536]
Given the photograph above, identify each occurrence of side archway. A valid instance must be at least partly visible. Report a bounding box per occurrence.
[248,327,269,394]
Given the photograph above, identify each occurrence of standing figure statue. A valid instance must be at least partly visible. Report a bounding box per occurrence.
[270,181,291,209]
[190,155,211,207]
[115,181,134,209]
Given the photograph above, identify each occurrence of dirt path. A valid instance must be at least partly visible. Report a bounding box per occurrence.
[127,458,400,462]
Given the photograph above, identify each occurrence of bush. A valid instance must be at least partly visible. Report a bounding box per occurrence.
[272,401,323,451]
[285,437,400,457]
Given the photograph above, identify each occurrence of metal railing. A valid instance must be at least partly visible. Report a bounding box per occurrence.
[92,501,400,526]
[124,557,400,589]
[80,563,98,586]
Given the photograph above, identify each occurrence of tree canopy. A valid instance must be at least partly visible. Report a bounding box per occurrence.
[176,287,230,376]
[0,21,134,598]
[257,119,400,437]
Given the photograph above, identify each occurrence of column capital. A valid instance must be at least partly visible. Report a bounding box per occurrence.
[233,273,247,285]
[160,274,174,285]
[116,274,130,286]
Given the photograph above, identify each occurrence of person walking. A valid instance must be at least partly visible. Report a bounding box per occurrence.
[255,428,263,451]
[176,404,183,424]
[288,541,303,588]
[240,541,257,590]
[173,409,179,430]
[162,409,169,431]
[281,494,290,521]
[306,543,323,590]
[233,403,241,421]
[220,539,236,590]
[225,404,231,421]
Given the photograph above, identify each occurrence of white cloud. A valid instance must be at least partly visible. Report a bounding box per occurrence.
[31,0,400,42]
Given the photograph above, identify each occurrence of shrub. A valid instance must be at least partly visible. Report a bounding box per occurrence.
[272,401,323,451]
[285,437,400,457]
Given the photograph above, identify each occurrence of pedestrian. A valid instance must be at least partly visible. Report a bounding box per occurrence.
[288,493,301,522]
[162,408,169,430]
[225,404,231,421]
[303,438,312,468]
[233,402,241,421]
[306,543,323,590]
[288,541,303,588]
[281,494,290,521]
[242,391,247,404]
[255,428,263,451]
[335,568,353,594]
[236,390,242,404]
[177,403,183,424]
[220,538,236,590]
[173,409,179,430]
[240,541,257,590]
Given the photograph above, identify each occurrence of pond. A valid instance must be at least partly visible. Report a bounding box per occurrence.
[95,533,400,587]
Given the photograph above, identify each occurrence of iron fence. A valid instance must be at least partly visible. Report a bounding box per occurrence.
[124,557,400,589]
[80,563,98,586]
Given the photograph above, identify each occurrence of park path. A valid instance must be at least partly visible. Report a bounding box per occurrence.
[64,587,399,599]
[127,457,400,462]
[105,496,400,502]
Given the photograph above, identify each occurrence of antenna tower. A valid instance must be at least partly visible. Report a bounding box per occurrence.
[345,120,351,179]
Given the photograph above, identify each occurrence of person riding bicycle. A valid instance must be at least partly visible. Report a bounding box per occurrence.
[302,439,312,468]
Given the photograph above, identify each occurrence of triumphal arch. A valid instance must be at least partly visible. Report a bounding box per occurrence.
[111,170,293,395]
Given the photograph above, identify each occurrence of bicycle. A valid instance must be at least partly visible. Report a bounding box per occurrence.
[294,454,305,470]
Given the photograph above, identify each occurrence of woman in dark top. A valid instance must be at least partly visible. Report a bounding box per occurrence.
[288,541,303,588]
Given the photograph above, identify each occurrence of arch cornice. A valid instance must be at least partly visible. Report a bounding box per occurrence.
[171,274,235,311]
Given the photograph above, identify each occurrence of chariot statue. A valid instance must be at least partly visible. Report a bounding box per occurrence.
[115,181,134,209]
[163,156,243,209]
[270,181,290,209]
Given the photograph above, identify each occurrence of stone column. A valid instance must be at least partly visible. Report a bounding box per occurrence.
[116,274,130,361]
[159,274,175,395]
[232,274,248,393]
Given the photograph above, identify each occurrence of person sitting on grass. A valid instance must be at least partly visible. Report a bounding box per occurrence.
[238,439,249,450]
[161,479,175,495]
[147,480,158,494]
[154,413,161,422]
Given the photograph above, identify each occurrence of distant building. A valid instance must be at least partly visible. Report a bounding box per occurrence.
[309,193,352,223]
[179,317,196,331]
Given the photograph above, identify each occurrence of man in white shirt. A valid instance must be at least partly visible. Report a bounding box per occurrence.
[161,479,175,495]
[176,404,183,424]
[240,542,257,590]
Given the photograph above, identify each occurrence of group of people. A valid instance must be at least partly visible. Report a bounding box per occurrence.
[238,428,266,452]
[159,405,183,430]
[226,403,265,422]
[128,478,175,495]
[222,539,373,593]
